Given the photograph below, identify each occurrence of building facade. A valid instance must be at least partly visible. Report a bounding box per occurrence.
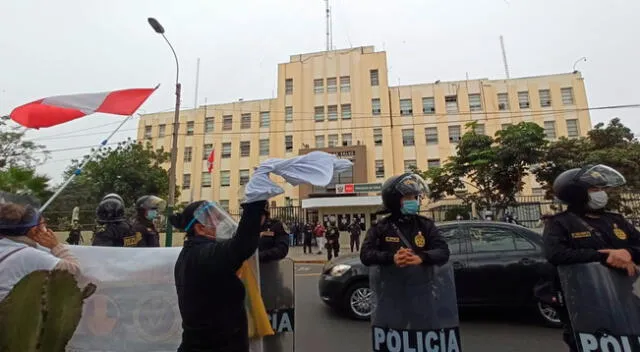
[138,46,591,221]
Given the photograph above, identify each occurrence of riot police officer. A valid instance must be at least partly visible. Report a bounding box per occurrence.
[258,203,290,263]
[132,195,166,247]
[543,164,640,351]
[92,193,137,247]
[325,222,340,260]
[361,172,450,268]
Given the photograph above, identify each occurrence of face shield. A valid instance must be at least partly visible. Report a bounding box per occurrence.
[394,174,430,200]
[184,201,238,240]
[0,192,42,235]
[576,165,626,188]
[140,196,167,211]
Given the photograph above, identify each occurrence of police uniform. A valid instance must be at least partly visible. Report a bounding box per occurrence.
[91,194,139,247]
[325,224,340,260]
[258,217,290,263]
[543,164,640,351]
[131,217,160,247]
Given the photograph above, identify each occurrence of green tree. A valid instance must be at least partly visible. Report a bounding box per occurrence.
[419,122,547,214]
[533,118,640,213]
[0,116,48,169]
[0,166,52,202]
[44,140,175,221]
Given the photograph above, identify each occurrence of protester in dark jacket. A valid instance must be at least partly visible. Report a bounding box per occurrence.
[173,199,266,352]
[258,205,290,263]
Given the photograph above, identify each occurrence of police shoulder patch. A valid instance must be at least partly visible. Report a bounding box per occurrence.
[414,231,426,248]
[613,223,628,240]
[384,236,400,243]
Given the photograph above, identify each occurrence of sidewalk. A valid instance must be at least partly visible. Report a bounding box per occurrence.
[286,244,357,264]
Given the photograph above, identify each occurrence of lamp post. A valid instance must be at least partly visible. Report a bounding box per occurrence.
[573,57,587,72]
[148,17,181,247]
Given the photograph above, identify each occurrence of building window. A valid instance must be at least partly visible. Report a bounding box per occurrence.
[342,133,352,146]
[183,147,192,162]
[327,77,337,93]
[501,123,512,130]
[239,169,250,186]
[404,160,416,172]
[539,89,551,107]
[186,121,194,136]
[315,135,325,148]
[561,87,575,105]
[497,93,509,111]
[144,126,152,139]
[372,98,381,116]
[240,113,251,129]
[474,123,485,135]
[566,119,579,138]
[422,97,435,114]
[402,129,415,146]
[544,121,556,139]
[285,107,293,123]
[220,171,230,187]
[518,91,530,109]
[202,172,212,188]
[314,106,325,122]
[240,141,250,157]
[373,128,383,146]
[285,78,293,95]
[425,127,438,145]
[182,174,191,189]
[427,159,441,169]
[260,111,270,128]
[445,96,458,113]
[158,124,166,137]
[203,143,213,159]
[205,117,214,133]
[285,135,293,153]
[370,69,379,86]
[340,76,350,92]
[448,125,461,143]
[341,104,351,120]
[375,160,385,178]
[259,139,269,156]
[327,105,338,121]
[469,94,482,112]
[221,142,232,158]
[328,134,339,147]
[222,115,232,131]
[314,79,324,94]
[400,99,413,116]
[219,200,229,211]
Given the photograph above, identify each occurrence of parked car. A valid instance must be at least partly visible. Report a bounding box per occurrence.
[318,221,561,327]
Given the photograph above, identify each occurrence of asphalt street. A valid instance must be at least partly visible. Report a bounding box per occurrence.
[294,263,568,352]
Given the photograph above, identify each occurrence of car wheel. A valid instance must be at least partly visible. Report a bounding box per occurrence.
[343,281,373,320]
[536,301,562,328]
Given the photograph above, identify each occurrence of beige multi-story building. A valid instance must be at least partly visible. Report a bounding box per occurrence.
[138,45,591,224]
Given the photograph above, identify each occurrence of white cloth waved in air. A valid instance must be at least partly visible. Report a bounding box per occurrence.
[243,151,352,203]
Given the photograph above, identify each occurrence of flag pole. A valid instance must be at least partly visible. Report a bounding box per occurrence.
[39,115,133,212]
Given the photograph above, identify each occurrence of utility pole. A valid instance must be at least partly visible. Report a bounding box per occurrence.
[499,35,510,79]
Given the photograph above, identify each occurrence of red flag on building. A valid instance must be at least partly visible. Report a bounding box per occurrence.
[207,148,215,173]
[10,86,158,129]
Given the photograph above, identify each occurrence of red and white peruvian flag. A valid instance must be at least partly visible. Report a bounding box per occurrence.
[207,148,215,173]
[10,86,158,129]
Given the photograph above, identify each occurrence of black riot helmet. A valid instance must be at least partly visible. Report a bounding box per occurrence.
[96,198,125,223]
[380,173,430,214]
[135,195,167,211]
[102,193,124,206]
[553,164,626,205]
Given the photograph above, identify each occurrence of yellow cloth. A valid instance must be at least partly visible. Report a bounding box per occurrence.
[237,260,274,338]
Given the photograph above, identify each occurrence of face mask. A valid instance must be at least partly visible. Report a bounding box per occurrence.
[587,191,608,210]
[400,200,420,215]
[146,210,158,221]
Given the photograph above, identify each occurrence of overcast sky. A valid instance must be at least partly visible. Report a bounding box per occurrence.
[1,0,638,184]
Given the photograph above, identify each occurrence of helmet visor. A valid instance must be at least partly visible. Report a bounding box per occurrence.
[185,201,238,239]
[394,174,430,198]
[141,196,167,211]
[577,165,626,188]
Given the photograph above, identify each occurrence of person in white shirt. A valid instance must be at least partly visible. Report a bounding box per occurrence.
[0,202,81,302]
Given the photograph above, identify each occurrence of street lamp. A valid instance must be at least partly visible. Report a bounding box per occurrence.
[572,57,587,73]
[148,17,182,247]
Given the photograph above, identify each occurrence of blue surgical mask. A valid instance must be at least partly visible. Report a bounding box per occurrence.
[146,210,158,221]
[400,200,420,215]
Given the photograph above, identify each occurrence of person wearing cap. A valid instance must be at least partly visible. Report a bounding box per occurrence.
[544,164,640,351]
[258,203,290,263]
[0,202,81,301]
[172,199,267,352]
[132,195,166,247]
